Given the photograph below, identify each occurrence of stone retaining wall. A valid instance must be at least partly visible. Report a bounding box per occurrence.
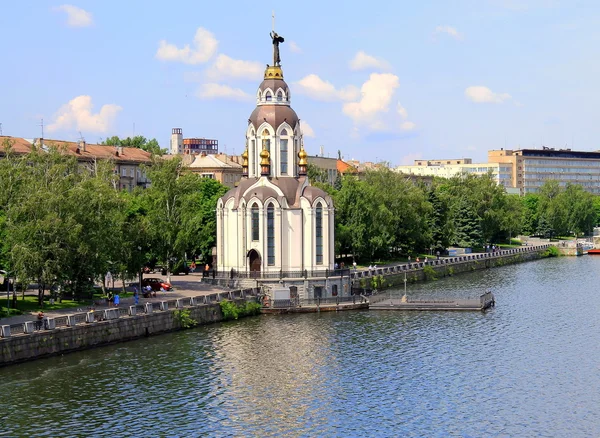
[356,247,550,290]
[0,299,246,367]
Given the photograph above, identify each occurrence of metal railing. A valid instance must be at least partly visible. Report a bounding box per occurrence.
[349,244,552,279]
[0,287,262,339]
[269,295,368,308]
[206,268,352,280]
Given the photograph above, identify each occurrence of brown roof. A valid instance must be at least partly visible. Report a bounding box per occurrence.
[248,105,299,131]
[0,136,33,154]
[0,136,152,164]
[220,176,331,209]
[337,159,357,174]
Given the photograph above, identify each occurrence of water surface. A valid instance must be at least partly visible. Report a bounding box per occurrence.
[1,256,599,437]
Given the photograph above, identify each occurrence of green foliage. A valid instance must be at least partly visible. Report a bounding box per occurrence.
[423,265,438,281]
[102,135,166,156]
[371,275,386,290]
[447,266,454,276]
[542,246,560,258]
[173,309,197,328]
[219,299,261,321]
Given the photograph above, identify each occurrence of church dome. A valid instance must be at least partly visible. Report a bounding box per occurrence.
[248,105,299,130]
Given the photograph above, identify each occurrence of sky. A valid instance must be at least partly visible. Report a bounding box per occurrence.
[2,0,600,165]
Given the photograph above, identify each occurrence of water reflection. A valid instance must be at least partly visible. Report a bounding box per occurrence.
[1,257,600,436]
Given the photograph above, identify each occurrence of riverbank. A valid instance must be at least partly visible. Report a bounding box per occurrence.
[0,288,260,367]
[352,244,554,292]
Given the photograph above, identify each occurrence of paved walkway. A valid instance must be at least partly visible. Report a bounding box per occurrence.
[0,273,224,326]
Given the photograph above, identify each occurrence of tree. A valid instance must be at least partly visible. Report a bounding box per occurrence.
[142,157,227,280]
[102,135,166,156]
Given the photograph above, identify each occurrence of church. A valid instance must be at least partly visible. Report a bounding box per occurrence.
[215,30,350,299]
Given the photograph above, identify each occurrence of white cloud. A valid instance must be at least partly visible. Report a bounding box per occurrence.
[465,85,511,103]
[47,95,121,133]
[397,103,408,119]
[300,120,315,138]
[295,74,359,101]
[196,83,251,101]
[400,121,416,131]
[349,51,391,71]
[343,73,400,125]
[205,54,263,81]
[156,27,218,65]
[434,25,463,40]
[55,5,93,27]
[289,41,302,53]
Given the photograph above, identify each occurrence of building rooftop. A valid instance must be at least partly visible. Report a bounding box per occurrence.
[0,136,152,164]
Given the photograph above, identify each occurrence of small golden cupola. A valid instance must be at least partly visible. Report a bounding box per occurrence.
[260,144,271,176]
[242,146,249,177]
[298,144,308,176]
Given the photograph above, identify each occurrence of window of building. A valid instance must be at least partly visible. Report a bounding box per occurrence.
[251,203,259,241]
[316,203,323,264]
[280,139,288,174]
[277,91,283,102]
[267,204,275,265]
[266,91,272,101]
[262,129,270,153]
[202,173,214,179]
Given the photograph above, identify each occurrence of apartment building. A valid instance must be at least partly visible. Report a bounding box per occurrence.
[489,148,600,195]
[0,136,152,190]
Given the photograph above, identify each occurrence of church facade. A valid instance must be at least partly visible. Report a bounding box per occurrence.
[215,45,349,299]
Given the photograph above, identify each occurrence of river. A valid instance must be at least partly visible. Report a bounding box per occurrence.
[1,256,599,437]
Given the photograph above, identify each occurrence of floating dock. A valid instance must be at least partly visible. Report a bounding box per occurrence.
[369,291,495,311]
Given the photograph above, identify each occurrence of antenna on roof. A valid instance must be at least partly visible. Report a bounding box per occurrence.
[79,131,85,142]
[0,123,3,136]
[39,118,44,139]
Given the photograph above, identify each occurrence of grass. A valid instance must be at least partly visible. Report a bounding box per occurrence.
[0,288,134,316]
[0,296,87,316]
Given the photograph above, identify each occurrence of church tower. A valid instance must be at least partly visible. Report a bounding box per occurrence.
[215,28,347,300]
[246,65,301,178]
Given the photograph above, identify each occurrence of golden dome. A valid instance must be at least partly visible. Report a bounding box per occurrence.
[298,147,308,166]
[242,147,248,167]
[264,65,284,80]
[260,146,270,166]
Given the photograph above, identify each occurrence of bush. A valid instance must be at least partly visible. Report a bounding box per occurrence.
[220,300,261,321]
[423,265,438,281]
[542,246,560,258]
[173,309,197,328]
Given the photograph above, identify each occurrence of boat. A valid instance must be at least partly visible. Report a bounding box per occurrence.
[587,249,600,255]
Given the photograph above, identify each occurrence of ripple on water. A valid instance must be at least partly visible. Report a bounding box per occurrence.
[1,257,600,436]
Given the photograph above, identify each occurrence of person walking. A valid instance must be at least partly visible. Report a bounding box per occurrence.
[133,287,139,305]
[114,293,120,307]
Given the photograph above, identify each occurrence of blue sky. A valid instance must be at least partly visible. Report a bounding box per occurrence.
[2,0,600,164]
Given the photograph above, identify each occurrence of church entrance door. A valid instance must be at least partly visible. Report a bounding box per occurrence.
[248,250,261,278]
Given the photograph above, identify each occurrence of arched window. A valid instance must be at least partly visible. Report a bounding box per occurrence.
[265,91,272,101]
[251,203,259,241]
[277,91,283,102]
[267,204,275,265]
[316,203,323,264]
[262,129,270,153]
[280,130,288,175]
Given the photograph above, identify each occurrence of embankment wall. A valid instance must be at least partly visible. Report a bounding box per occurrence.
[0,300,243,367]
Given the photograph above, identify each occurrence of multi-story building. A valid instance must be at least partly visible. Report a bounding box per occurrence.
[185,153,243,188]
[489,148,600,195]
[395,159,513,189]
[170,128,218,155]
[0,136,152,190]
